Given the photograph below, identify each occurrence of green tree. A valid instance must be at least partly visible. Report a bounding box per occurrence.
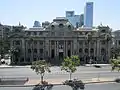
[31,60,51,83]
[0,27,11,59]
[10,47,21,65]
[61,55,80,80]
[111,59,120,72]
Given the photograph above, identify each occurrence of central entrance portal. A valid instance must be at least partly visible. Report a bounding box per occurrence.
[59,52,64,60]
[58,40,64,63]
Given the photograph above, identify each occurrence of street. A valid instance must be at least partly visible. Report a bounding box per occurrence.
[0,83,120,90]
[0,66,120,80]
[0,65,120,90]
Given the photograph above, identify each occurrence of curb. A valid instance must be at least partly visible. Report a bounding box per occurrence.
[0,66,31,68]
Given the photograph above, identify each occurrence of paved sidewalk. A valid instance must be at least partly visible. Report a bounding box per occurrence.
[25,77,116,85]
[85,64,111,67]
[0,64,111,68]
[0,65,30,68]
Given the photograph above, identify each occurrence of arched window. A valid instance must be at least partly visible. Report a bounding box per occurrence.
[34,48,37,53]
[51,25,55,29]
[59,24,64,28]
[101,48,106,55]
[68,25,71,30]
[90,48,94,53]
[28,49,31,53]
[79,48,82,53]
[85,48,88,53]
[101,29,106,33]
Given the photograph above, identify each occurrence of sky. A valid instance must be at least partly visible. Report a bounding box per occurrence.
[0,0,120,30]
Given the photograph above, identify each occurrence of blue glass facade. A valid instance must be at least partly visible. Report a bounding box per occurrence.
[80,14,84,27]
[66,11,80,28]
[84,2,93,27]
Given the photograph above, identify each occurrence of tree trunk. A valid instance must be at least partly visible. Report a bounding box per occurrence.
[69,72,72,80]
[88,40,90,64]
[41,75,44,83]
[32,42,33,62]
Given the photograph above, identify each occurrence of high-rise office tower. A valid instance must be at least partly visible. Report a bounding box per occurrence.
[84,2,93,27]
[66,11,80,28]
[80,14,84,27]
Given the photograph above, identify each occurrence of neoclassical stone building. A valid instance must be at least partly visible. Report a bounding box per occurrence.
[9,18,112,65]
[112,30,120,56]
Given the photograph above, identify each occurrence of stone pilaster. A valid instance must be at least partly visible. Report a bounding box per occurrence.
[73,39,77,55]
[22,39,25,62]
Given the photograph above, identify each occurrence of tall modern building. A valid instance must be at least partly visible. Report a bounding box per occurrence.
[84,2,93,27]
[80,14,84,27]
[33,21,41,27]
[66,11,80,28]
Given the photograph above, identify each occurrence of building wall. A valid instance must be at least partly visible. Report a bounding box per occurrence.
[112,30,120,55]
[9,19,112,65]
[84,2,93,27]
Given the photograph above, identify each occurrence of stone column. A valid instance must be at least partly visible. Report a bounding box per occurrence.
[49,40,51,58]
[66,40,67,56]
[73,39,77,55]
[94,40,97,57]
[22,39,25,63]
[97,40,100,58]
[83,41,85,55]
[44,39,49,59]
[107,41,111,62]
[71,40,73,55]
[64,40,66,57]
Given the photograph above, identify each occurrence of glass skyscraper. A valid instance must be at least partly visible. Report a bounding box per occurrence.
[84,2,93,27]
[80,14,84,27]
[66,11,80,28]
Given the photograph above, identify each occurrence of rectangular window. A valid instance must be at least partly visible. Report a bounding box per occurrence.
[51,40,54,45]
[39,41,43,45]
[101,40,105,45]
[40,49,43,53]
[16,41,20,45]
[28,49,31,53]
[51,32,55,36]
[39,32,43,35]
[119,40,120,45]
[34,41,37,44]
